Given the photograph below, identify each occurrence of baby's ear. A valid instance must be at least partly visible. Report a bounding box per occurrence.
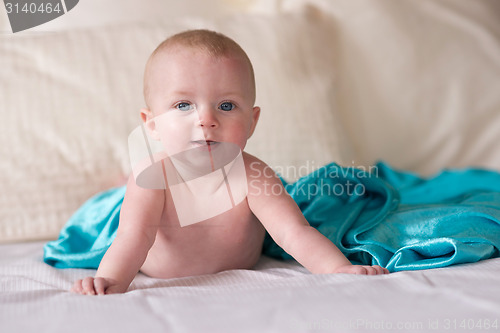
[247,106,261,139]
[140,108,161,140]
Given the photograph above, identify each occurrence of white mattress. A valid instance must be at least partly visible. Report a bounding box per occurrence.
[1,241,499,332]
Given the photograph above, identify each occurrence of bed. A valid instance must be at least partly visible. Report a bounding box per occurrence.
[2,241,500,332]
[1,0,500,332]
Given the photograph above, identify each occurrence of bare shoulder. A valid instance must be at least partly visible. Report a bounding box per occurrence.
[120,174,165,229]
[242,152,286,200]
[124,173,165,203]
[242,152,277,180]
[241,153,308,236]
[242,151,266,170]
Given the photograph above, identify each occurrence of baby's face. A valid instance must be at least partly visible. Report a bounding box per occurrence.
[143,47,259,158]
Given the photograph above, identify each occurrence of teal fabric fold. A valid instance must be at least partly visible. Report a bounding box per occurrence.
[264,162,500,271]
[44,162,500,272]
[44,186,126,269]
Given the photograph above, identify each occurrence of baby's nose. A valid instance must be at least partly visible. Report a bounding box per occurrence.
[197,107,219,128]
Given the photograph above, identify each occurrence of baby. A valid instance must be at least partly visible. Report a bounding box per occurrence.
[71,29,388,295]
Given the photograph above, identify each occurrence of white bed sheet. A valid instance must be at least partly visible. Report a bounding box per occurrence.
[1,241,499,333]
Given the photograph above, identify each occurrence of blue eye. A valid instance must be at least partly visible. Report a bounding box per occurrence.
[219,102,235,111]
[176,102,193,111]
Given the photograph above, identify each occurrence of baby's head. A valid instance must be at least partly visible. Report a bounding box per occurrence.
[141,29,260,155]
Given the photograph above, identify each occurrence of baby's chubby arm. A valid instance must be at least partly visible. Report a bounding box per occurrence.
[71,175,165,295]
[245,155,388,275]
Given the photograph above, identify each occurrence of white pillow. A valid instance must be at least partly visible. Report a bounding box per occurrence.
[287,0,500,175]
[0,9,340,242]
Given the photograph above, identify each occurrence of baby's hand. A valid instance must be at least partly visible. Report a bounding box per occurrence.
[71,277,122,295]
[334,265,389,275]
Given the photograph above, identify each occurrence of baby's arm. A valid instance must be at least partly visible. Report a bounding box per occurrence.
[71,175,165,295]
[245,155,388,275]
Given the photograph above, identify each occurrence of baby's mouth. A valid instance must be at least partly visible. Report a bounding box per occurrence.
[192,140,219,149]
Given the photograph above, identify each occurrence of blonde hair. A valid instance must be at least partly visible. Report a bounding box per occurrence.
[143,29,255,107]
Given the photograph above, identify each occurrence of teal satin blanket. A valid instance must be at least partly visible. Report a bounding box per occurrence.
[44,162,500,272]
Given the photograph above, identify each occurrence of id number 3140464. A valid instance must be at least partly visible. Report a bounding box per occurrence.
[5,2,62,14]
[440,319,498,330]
